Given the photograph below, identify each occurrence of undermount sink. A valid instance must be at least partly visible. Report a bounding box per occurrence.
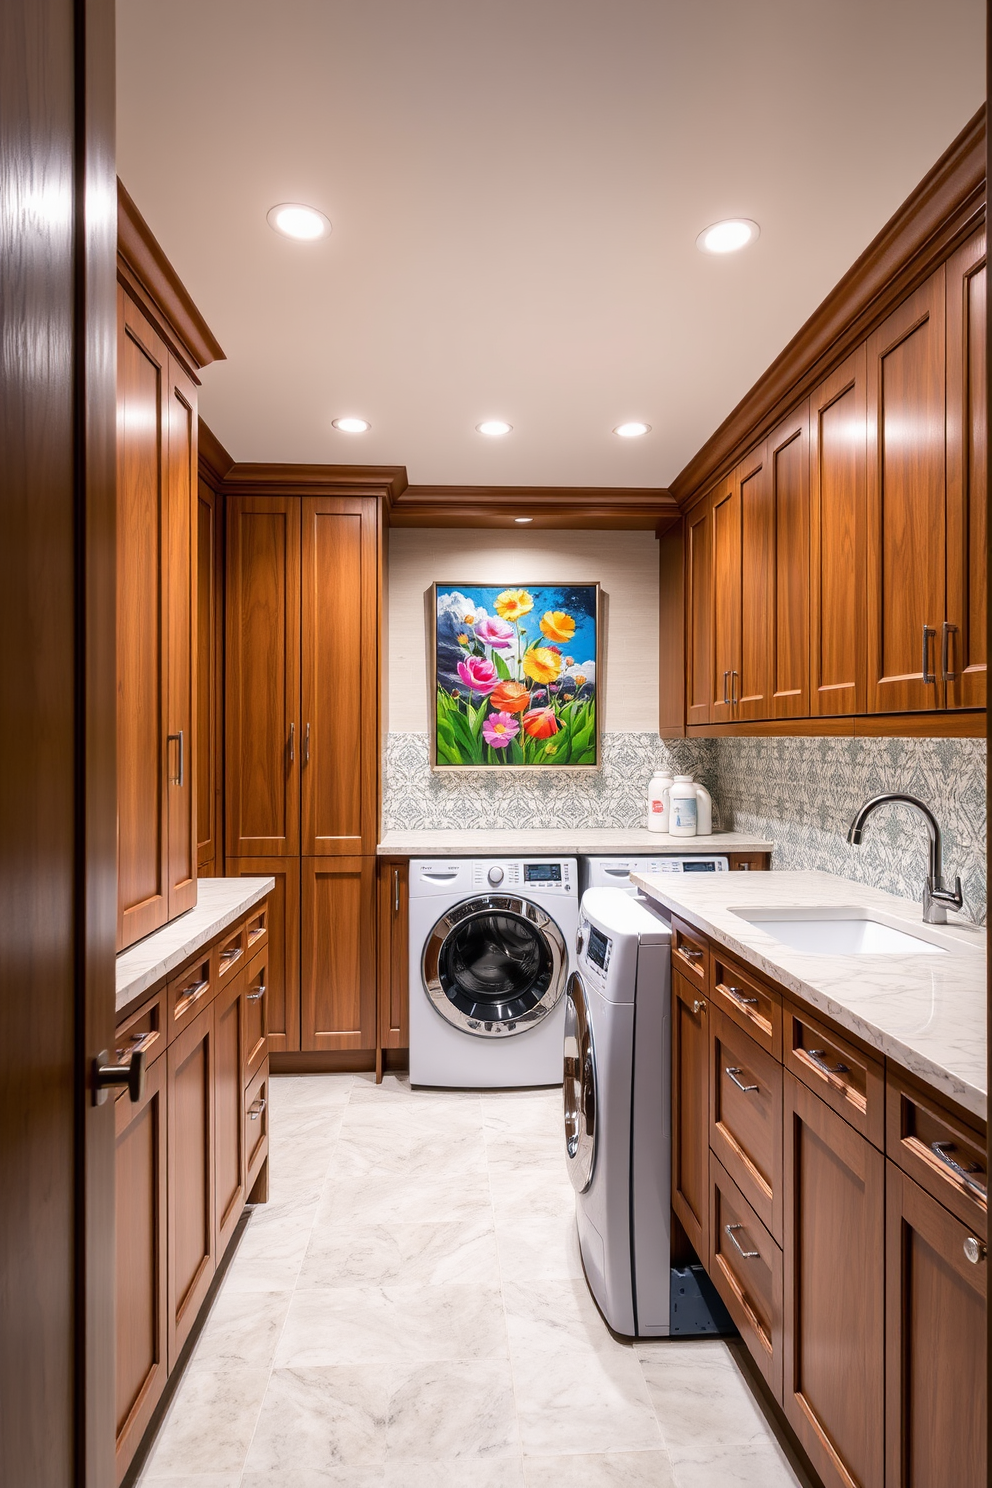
[730,905,952,956]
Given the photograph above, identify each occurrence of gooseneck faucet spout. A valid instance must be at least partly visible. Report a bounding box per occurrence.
[847,793,963,924]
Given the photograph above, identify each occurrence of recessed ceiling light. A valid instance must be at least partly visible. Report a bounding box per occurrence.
[696,218,760,255]
[514,517,533,523]
[332,417,370,434]
[267,203,332,241]
[613,421,651,438]
[476,420,512,437]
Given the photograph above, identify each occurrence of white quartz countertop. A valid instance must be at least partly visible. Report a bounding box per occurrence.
[630,868,987,1120]
[116,876,275,1016]
[377,829,774,857]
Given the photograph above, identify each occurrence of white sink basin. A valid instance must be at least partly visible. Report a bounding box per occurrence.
[730,905,951,956]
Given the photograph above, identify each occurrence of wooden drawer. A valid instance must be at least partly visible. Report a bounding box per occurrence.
[215,919,247,986]
[710,1003,783,1241]
[785,1000,884,1149]
[709,1153,783,1403]
[886,1072,987,1237]
[166,953,213,1043]
[245,902,269,958]
[671,915,708,986]
[244,947,269,1083]
[711,949,782,1058]
[114,988,165,1073]
[244,1064,269,1190]
[728,852,769,872]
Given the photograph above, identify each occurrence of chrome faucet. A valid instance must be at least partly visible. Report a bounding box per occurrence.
[846,793,963,924]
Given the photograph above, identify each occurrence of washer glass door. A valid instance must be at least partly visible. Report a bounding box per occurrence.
[563,971,597,1192]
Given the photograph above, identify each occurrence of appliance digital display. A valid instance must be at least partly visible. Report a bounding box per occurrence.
[588,926,611,970]
[525,863,562,882]
[683,860,716,872]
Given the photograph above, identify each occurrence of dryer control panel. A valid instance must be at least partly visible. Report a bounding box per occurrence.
[471,859,575,894]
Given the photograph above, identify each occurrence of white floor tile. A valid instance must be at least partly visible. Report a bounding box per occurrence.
[274,1282,509,1368]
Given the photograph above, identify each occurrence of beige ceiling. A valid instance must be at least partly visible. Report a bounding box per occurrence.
[117,0,984,488]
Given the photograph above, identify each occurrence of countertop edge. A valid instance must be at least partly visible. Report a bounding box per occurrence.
[376,831,775,857]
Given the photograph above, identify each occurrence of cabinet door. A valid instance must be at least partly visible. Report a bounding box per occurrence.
[944,229,987,711]
[225,496,301,856]
[117,291,169,949]
[737,443,773,720]
[165,355,197,919]
[301,498,380,855]
[377,860,409,1051]
[685,496,713,727]
[301,857,376,1051]
[196,479,221,872]
[767,406,810,719]
[810,347,868,716]
[672,969,710,1258]
[783,1073,885,1488]
[114,1054,167,1484]
[213,970,245,1258]
[710,475,740,723]
[885,1163,987,1488]
[167,1003,215,1368]
[866,270,946,713]
[226,858,301,1053]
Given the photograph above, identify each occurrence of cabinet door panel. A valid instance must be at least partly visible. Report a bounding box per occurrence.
[301,857,376,1051]
[685,496,713,727]
[944,229,987,711]
[710,1005,783,1242]
[737,445,773,720]
[225,496,301,856]
[709,1154,783,1402]
[167,1004,215,1368]
[768,406,810,719]
[196,479,221,871]
[866,271,946,713]
[227,858,300,1053]
[378,860,409,1050]
[810,347,867,716]
[166,356,197,918]
[672,969,709,1258]
[214,972,245,1257]
[710,476,740,723]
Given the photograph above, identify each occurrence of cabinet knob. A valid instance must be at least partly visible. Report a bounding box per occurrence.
[93,1047,146,1106]
[963,1236,986,1265]
[692,999,707,1016]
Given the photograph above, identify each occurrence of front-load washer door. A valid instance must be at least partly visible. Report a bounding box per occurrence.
[422,894,568,1038]
[563,971,597,1193]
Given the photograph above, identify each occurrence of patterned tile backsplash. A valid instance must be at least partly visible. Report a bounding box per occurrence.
[383,731,987,923]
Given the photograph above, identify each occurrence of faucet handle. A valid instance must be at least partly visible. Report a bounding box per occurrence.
[926,873,963,922]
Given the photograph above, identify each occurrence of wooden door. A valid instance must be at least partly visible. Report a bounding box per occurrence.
[227,858,301,1052]
[117,291,170,948]
[768,405,810,719]
[165,355,197,919]
[213,969,246,1258]
[944,229,987,711]
[709,475,740,722]
[301,497,380,855]
[810,347,868,716]
[672,970,710,1258]
[885,1163,987,1488]
[377,859,409,1051]
[783,1073,885,1488]
[167,1003,216,1368]
[226,495,301,856]
[301,857,377,1051]
[114,1053,167,1483]
[685,496,713,727]
[196,479,221,873]
[866,270,946,713]
[737,443,773,720]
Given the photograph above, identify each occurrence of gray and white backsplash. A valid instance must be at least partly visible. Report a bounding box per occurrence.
[383,731,987,923]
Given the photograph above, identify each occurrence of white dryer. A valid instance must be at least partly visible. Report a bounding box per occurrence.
[580,854,728,899]
[409,858,578,1088]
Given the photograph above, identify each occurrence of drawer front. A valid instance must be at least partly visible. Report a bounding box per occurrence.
[245,1064,269,1185]
[711,950,782,1058]
[216,920,247,985]
[166,954,213,1043]
[709,1153,783,1402]
[245,902,269,957]
[671,915,708,986]
[115,988,165,1072]
[244,947,269,1082]
[785,1000,884,1149]
[886,1073,987,1236]
[710,1004,783,1241]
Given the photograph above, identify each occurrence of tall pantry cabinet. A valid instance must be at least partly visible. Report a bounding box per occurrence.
[225,493,381,1057]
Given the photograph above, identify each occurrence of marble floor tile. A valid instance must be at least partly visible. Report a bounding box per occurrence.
[316,1170,493,1225]
[241,1365,392,1475]
[494,1211,584,1282]
[489,1163,575,1223]
[636,1339,772,1451]
[512,1347,664,1457]
[188,1286,291,1369]
[139,1361,269,1477]
[384,1358,520,1462]
[140,1476,243,1488]
[241,1469,385,1488]
[274,1282,509,1368]
[522,1450,677,1487]
[382,1460,525,1488]
[299,1217,500,1289]
[502,1275,622,1357]
[332,1124,488,1180]
[668,1440,803,1487]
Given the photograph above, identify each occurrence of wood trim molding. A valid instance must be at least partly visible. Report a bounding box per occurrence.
[672,107,986,510]
[221,462,409,502]
[685,711,985,740]
[117,180,225,374]
[392,484,678,530]
[197,419,235,488]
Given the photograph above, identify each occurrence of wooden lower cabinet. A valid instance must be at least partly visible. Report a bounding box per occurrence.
[227,857,301,1052]
[214,969,246,1257]
[301,856,376,1051]
[166,1003,216,1369]
[709,1153,783,1401]
[672,970,710,1258]
[114,1053,168,1483]
[783,1071,885,1488]
[709,1002,783,1242]
[885,1163,987,1488]
[377,858,409,1053]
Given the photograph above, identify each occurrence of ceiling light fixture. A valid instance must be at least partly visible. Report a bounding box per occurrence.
[476,420,512,437]
[613,421,651,438]
[696,218,760,255]
[514,517,533,523]
[332,417,371,434]
[266,203,332,241]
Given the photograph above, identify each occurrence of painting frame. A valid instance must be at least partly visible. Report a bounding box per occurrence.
[427,580,603,772]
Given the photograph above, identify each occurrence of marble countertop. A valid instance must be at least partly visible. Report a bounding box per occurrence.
[116,876,275,1017]
[377,829,774,857]
[630,868,987,1120]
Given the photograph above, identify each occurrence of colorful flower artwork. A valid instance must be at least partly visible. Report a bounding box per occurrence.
[431,583,600,768]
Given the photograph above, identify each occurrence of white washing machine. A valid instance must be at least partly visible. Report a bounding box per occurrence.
[408,858,578,1088]
[580,854,728,900]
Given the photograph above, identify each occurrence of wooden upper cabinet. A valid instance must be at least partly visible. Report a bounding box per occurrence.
[196,480,220,873]
[685,496,713,726]
[710,474,740,723]
[301,498,380,855]
[225,496,302,857]
[165,360,197,918]
[810,347,868,716]
[737,442,773,720]
[944,229,987,711]
[866,269,947,713]
[767,406,810,719]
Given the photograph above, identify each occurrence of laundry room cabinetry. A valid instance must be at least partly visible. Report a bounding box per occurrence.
[377,859,410,1063]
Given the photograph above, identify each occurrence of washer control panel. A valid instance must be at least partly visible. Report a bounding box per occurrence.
[471,859,575,893]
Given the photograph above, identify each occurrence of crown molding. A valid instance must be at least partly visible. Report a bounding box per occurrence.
[197,419,235,488]
[118,180,225,375]
[671,106,986,510]
[392,485,678,531]
[220,462,409,502]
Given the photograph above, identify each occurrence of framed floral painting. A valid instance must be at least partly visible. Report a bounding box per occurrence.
[429,582,601,769]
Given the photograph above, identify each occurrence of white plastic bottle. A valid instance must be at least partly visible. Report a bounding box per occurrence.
[646,770,674,833]
[669,775,698,837]
[694,780,713,836]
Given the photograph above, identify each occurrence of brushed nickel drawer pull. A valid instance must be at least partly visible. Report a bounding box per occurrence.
[807,1048,849,1078]
[692,999,707,1016]
[116,1028,159,1059]
[679,947,704,961]
[726,1066,758,1094]
[931,1141,987,1197]
[964,1236,987,1265]
[175,977,209,1015]
[247,983,266,1003]
[248,1097,267,1121]
[219,945,243,970]
[725,1223,759,1259]
[726,984,759,1007]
